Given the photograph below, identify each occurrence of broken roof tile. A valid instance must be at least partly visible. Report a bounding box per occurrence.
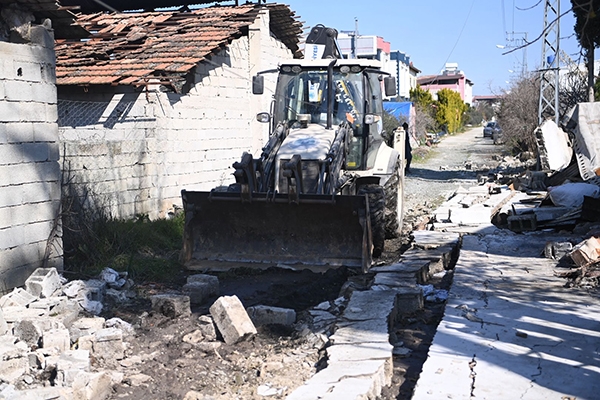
[55,3,302,93]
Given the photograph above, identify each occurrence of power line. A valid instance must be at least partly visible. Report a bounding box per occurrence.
[439,0,476,71]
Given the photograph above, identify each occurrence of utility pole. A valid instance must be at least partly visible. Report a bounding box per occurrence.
[538,0,560,125]
[503,31,528,76]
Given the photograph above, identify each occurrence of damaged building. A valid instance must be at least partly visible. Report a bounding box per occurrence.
[56,3,302,220]
[0,0,86,292]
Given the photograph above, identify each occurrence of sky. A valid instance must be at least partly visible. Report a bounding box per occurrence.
[283,0,588,96]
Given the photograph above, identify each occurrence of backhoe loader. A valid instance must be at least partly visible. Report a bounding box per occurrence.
[181,25,405,272]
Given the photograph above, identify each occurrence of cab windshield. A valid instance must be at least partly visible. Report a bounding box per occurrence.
[274,69,365,127]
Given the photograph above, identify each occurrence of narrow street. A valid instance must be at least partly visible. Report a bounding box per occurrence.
[396,127,600,399]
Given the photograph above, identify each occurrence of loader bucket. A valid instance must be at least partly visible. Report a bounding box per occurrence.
[180,190,373,272]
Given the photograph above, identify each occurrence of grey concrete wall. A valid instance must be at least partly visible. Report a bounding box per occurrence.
[58,10,292,220]
[0,26,62,293]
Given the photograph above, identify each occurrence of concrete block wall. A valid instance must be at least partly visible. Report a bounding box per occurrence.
[0,30,63,293]
[58,10,293,220]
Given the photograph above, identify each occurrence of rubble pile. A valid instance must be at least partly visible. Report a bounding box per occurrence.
[0,265,351,399]
[550,236,600,288]
[0,267,135,399]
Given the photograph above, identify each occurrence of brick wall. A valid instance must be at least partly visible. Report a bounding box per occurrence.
[58,10,293,221]
[0,26,62,293]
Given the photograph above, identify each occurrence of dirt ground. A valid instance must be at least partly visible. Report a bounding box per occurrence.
[93,201,445,400]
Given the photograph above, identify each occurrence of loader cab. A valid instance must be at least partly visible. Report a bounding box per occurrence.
[270,60,391,170]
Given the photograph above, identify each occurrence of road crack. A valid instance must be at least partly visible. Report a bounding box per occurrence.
[469,354,477,398]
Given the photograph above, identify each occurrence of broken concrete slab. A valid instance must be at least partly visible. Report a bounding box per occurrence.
[150,294,191,318]
[246,305,296,326]
[209,295,257,345]
[330,320,389,345]
[371,260,430,284]
[286,359,391,400]
[327,342,393,363]
[25,268,62,298]
[342,290,397,323]
[449,204,492,225]
[373,272,419,288]
[401,246,456,274]
[412,230,460,249]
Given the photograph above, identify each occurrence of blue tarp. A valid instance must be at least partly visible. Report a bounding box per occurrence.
[383,101,412,120]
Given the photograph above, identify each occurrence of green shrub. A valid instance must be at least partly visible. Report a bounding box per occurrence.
[63,212,186,285]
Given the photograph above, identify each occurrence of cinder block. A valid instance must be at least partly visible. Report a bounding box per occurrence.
[28,297,61,311]
[182,274,219,305]
[0,307,7,335]
[42,328,70,352]
[246,305,296,326]
[0,287,36,308]
[21,142,50,162]
[72,371,112,400]
[209,295,257,344]
[93,328,124,362]
[507,214,537,232]
[18,101,46,123]
[150,294,191,318]
[0,142,23,165]
[56,349,91,386]
[0,100,21,122]
[13,60,43,83]
[4,80,33,102]
[32,122,58,142]
[25,267,62,298]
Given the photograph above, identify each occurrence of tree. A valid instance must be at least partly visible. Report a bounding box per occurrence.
[465,102,495,125]
[409,85,433,108]
[496,73,540,153]
[571,0,600,100]
[435,89,467,134]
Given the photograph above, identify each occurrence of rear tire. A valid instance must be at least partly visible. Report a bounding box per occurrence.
[358,185,386,258]
[384,160,405,238]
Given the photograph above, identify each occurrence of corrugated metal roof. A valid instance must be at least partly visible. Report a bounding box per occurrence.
[55,4,302,92]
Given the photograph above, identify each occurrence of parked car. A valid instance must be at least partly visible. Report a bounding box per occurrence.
[483,121,501,138]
